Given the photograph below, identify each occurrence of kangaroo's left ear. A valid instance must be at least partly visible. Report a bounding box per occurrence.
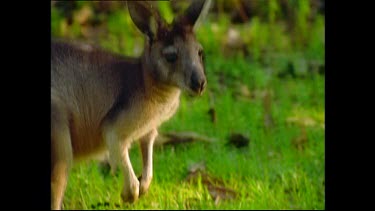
[175,0,211,28]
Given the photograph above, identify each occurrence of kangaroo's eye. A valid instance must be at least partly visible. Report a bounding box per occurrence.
[163,46,178,63]
[164,52,177,63]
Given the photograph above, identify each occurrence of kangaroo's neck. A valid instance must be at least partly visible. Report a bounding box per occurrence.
[140,53,181,103]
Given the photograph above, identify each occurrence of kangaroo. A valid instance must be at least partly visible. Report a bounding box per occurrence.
[51,0,209,209]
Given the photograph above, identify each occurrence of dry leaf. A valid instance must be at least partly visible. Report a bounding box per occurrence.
[239,84,251,98]
[188,161,206,173]
[233,83,252,101]
[186,168,224,187]
[207,183,237,203]
[185,165,237,204]
[292,126,308,151]
[222,27,247,57]
[225,28,244,48]
[286,116,316,127]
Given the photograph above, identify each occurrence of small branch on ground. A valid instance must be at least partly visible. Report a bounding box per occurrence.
[154,131,218,146]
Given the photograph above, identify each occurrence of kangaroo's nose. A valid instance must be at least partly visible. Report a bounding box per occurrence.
[191,71,206,94]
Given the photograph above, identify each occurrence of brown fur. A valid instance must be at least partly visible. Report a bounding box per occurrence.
[51,0,208,209]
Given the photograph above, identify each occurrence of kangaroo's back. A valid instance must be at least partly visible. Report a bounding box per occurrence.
[51,41,144,157]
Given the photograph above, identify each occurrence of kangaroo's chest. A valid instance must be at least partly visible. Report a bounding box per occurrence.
[114,95,180,141]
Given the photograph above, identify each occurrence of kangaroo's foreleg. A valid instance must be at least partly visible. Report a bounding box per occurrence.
[105,131,139,203]
[139,129,158,196]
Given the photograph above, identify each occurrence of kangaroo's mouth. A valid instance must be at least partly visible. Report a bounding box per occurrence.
[190,85,205,96]
[186,86,206,97]
[177,78,206,97]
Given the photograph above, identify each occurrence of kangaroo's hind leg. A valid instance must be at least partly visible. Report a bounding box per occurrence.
[51,102,73,210]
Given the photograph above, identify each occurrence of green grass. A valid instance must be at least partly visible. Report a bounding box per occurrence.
[62,55,324,209]
[53,2,324,209]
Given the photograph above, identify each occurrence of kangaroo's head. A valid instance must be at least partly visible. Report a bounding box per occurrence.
[128,0,209,95]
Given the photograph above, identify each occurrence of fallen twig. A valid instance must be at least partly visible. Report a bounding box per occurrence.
[155,131,218,146]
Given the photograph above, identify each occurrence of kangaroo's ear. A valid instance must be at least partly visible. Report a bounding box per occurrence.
[176,0,211,28]
[127,1,164,41]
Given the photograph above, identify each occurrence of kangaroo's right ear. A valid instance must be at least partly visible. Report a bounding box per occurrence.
[127,1,164,41]
[175,0,209,28]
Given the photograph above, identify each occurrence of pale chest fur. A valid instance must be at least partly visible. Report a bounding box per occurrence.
[111,90,180,143]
